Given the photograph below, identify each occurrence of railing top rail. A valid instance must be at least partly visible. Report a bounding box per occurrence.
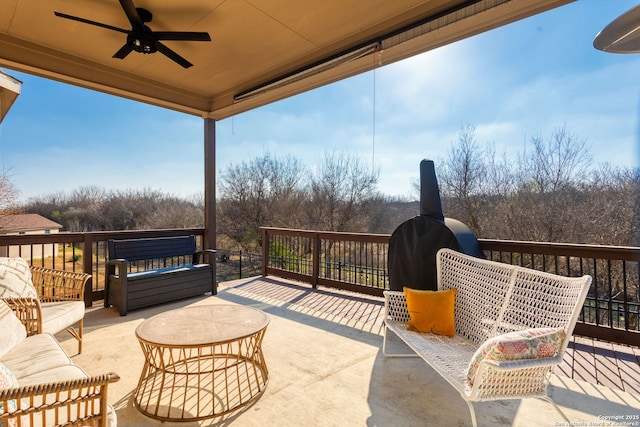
[262,227,640,260]
[480,239,640,261]
[0,228,205,246]
[261,226,390,243]
[0,233,83,244]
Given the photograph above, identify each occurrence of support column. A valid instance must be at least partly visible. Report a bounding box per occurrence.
[204,118,216,252]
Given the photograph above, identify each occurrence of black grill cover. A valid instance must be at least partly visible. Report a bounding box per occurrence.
[387,159,484,291]
[388,216,460,291]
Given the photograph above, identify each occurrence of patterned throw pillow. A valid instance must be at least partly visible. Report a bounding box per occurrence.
[466,327,566,385]
[0,362,18,427]
[0,258,37,299]
[0,300,27,358]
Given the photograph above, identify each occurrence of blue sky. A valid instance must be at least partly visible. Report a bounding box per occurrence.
[1,0,639,202]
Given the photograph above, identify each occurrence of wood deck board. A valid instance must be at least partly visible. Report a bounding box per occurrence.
[560,336,639,394]
[568,340,600,384]
[593,344,624,390]
[613,344,640,394]
[556,344,575,378]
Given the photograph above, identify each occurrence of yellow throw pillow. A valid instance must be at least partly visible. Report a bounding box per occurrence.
[403,287,456,337]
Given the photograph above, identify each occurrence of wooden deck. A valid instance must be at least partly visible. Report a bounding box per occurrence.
[221,276,640,395]
[558,336,640,395]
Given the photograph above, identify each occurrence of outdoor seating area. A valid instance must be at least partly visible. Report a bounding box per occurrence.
[1,1,638,425]
[2,275,633,427]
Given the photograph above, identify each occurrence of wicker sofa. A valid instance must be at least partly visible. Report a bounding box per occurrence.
[0,259,119,426]
[0,299,119,426]
[383,248,591,427]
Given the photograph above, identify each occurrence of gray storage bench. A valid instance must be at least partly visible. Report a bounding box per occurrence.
[104,235,216,315]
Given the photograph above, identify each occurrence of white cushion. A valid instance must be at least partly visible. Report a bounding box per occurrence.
[0,300,26,358]
[17,364,86,387]
[0,334,72,380]
[40,301,85,336]
[0,258,37,299]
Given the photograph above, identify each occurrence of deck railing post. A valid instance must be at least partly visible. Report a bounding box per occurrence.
[262,228,268,277]
[312,232,320,288]
[83,233,93,308]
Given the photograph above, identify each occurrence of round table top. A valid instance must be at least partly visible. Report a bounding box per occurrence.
[135,304,269,346]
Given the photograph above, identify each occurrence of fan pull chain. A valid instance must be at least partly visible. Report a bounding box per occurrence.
[371,46,382,169]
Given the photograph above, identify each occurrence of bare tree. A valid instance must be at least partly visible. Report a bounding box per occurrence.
[217,153,306,251]
[436,124,610,244]
[139,196,203,229]
[507,126,592,242]
[25,186,202,232]
[305,151,379,232]
[521,126,591,193]
[438,124,486,233]
[0,167,20,214]
[582,165,640,246]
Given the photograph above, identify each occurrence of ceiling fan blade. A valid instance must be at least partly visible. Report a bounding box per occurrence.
[54,11,129,34]
[113,43,133,59]
[157,42,193,68]
[119,0,144,31]
[153,31,211,42]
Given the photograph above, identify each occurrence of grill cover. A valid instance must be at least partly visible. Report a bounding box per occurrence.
[388,159,483,291]
[388,216,459,291]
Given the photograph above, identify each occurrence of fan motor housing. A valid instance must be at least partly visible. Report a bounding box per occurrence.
[128,32,157,54]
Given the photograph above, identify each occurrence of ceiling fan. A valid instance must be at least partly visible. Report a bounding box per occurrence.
[54,0,211,68]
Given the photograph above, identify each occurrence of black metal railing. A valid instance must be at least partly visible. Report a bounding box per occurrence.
[481,240,639,345]
[262,228,390,295]
[216,249,262,282]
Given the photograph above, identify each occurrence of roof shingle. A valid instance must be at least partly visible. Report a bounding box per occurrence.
[0,214,63,232]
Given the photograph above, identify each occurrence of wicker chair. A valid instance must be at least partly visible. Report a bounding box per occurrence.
[1,263,90,354]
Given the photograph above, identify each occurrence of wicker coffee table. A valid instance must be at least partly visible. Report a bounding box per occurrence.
[133,304,269,422]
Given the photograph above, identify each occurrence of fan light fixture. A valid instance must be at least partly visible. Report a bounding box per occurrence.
[128,34,157,54]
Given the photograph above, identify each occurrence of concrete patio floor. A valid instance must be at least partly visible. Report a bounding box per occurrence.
[57,276,640,427]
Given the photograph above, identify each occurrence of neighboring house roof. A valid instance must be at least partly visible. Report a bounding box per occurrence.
[0,214,63,233]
